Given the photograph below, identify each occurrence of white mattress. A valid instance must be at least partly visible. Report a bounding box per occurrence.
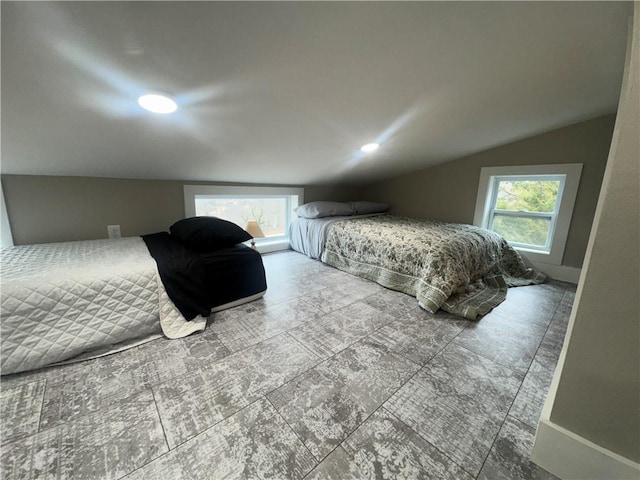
[1,237,211,375]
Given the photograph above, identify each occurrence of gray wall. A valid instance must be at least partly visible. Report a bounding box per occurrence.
[2,115,614,253]
[1,175,361,245]
[2,176,185,244]
[361,114,615,268]
[546,5,639,463]
[304,184,364,204]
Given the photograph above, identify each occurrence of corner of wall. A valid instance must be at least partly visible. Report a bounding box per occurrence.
[531,4,640,477]
[0,181,15,247]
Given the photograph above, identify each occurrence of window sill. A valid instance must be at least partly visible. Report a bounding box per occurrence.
[247,239,290,254]
[515,247,562,266]
[514,245,551,255]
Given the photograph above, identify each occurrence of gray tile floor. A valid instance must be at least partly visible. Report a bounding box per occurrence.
[1,250,573,479]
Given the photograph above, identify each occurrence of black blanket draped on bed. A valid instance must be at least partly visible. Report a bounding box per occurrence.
[142,232,267,320]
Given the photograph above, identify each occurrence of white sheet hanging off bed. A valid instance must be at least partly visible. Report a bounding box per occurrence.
[0,237,207,375]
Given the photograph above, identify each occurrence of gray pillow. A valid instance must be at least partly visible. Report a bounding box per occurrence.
[350,201,390,215]
[295,201,355,219]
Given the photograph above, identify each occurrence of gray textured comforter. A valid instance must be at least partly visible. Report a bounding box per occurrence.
[1,238,206,375]
[321,215,546,320]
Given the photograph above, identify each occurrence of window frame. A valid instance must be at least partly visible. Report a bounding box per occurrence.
[473,164,582,265]
[184,185,304,253]
[485,174,566,252]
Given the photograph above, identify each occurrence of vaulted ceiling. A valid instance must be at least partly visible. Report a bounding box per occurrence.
[1,2,632,185]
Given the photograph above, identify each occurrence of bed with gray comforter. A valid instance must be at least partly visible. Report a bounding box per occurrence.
[290,214,545,320]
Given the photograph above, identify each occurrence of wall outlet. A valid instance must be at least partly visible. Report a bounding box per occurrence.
[107,225,121,239]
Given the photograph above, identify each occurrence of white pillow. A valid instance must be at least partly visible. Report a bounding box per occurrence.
[295,201,355,219]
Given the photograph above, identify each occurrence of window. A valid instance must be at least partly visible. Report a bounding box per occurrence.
[485,175,564,252]
[195,197,289,239]
[474,164,582,265]
[184,185,304,253]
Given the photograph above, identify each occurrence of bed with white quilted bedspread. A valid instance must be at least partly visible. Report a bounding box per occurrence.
[1,237,208,375]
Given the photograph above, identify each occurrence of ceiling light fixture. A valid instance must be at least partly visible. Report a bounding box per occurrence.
[360,143,380,153]
[137,93,178,114]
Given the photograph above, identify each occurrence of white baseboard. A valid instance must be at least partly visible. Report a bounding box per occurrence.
[532,419,640,480]
[528,261,582,284]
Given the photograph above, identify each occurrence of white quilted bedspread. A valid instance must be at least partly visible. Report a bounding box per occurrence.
[1,237,205,375]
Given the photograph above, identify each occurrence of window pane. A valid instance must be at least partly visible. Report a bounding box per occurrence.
[492,214,551,248]
[195,197,287,238]
[495,180,560,213]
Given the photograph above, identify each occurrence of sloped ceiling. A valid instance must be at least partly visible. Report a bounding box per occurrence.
[0,1,632,185]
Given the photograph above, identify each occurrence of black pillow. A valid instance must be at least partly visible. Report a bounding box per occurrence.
[170,217,252,252]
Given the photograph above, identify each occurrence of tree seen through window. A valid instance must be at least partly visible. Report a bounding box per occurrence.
[491,179,561,248]
[195,198,288,237]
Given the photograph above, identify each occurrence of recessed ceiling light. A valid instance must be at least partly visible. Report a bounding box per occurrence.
[360,143,380,153]
[137,93,177,114]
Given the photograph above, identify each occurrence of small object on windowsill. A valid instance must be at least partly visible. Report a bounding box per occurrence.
[245,221,265,250]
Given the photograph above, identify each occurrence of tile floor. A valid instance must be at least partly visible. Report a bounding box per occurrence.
[0,250,573,479]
